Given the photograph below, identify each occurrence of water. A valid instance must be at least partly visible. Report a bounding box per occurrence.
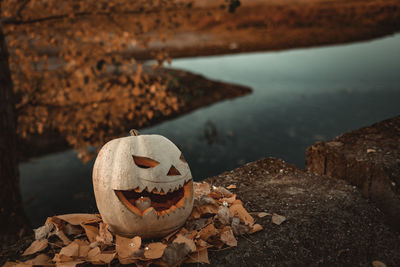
[20,34,400,227]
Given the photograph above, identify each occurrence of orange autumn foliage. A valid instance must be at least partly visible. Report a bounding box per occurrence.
[1,0,235,161]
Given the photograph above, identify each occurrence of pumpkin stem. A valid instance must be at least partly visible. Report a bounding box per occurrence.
[129,129,140,136]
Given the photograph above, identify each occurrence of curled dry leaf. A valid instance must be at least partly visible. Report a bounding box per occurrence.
[249,224,263,234]
[34,223,54,240]
[55,214,100,225]
[144,242,167,259]
[213,186,233,197]
[81,224,99,243]
[116,235,142,258]
[257,212,271,218]
[22,239,48,256]
[226,184,237,189]
[271,213,286,225]
[229,203,255,226]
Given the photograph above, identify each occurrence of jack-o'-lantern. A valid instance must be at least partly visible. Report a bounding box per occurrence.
[93,130,194,239]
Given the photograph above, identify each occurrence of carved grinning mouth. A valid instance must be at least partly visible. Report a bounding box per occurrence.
[115,180,193,217]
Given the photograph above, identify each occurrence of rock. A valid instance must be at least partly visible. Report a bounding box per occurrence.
[190,158,400,266]
[306,116,400,230]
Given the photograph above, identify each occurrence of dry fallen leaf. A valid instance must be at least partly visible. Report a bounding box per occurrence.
[59,240,81,258]
[220,227,237,247]
[257,212,271,218]
[81,224,99,243]
[220,194,237,205]
[22,239,48,256]
[173,234,196,252]
[249,224,263,234]
[213,186,233,197]
[53,253,74,263]
[116,235,142,258]
[198,224,217,241]
[144,242,167,259]
[54,260,85,267]
[198,204,219,215]
[271,213,286,225]
[89,252,116,264]
[24,253,51,265]
[162,242,192,266]
[186,248,210,264]
[372,260,387,267]
[56,214,100,226]
[229,203,254,226]
[226,184,237,189]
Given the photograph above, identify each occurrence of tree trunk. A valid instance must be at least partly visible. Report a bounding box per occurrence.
[0,24,32,246]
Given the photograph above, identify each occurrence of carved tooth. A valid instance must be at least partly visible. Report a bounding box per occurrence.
[138,184,146,193]
[159,188,166,195]
[145,187,152,193]
[134,187,142,193]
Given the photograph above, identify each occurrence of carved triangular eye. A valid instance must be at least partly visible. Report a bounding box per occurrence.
[179,153,187,163]
[132,155,159,169]
[167,165,181,176]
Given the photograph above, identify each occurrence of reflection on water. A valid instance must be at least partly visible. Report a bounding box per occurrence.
[20,35,400,227]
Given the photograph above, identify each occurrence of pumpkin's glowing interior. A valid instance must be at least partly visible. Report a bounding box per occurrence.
[115,180,192,217]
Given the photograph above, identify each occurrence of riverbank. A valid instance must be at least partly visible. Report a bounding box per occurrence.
[18,68,251,161]
[128,0,400,60]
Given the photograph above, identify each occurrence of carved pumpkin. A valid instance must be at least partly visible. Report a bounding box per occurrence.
[93,130,194,239]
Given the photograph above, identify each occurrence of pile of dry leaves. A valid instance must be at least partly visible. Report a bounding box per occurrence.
[4,182,273,266]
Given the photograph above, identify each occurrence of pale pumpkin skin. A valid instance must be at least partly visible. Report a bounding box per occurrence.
[93,134,194,239]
